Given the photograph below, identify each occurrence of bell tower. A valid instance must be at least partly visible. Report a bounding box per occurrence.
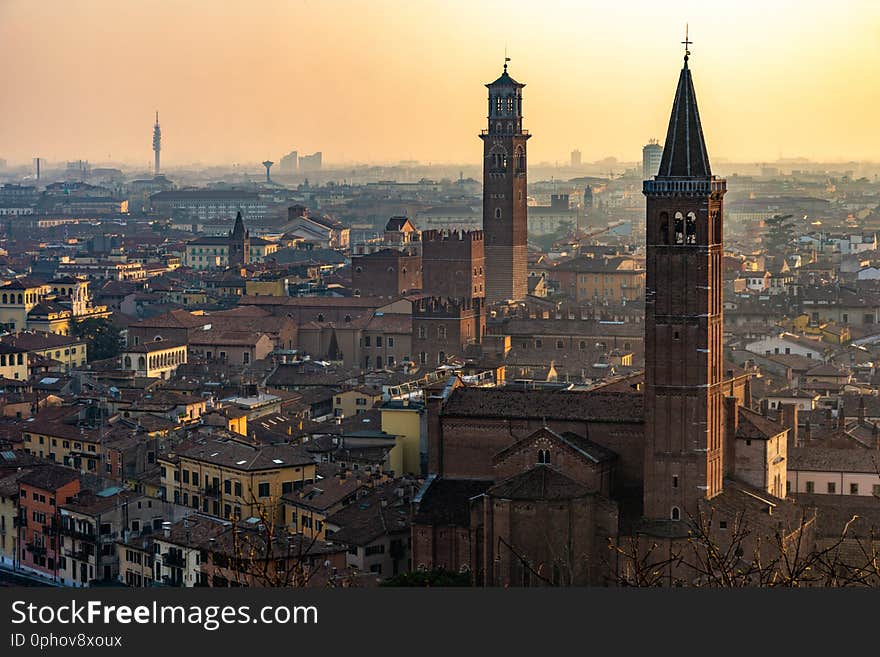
[642,42,727,522]
[481,60,529,304]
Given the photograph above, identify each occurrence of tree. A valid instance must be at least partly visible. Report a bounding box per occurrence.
[763,214,796,254]
[70,317,122,361]
[381,568,471,587]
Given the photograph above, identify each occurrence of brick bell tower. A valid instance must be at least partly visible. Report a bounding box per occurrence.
[642,42,727,522]
[481,59,529,304]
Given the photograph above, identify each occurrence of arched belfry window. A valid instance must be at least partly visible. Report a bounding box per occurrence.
[659,212,669,245]
[489,145,508,173]
[495,96,503,115]
[686,212,697,244]
[506,95,515,114]
[671,507,681,521]
[674,212,684,245]
[537,449,550,464]
[514,146,525,174]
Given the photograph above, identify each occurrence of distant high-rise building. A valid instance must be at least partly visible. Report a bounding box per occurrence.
[279,150,298,171]
[299,152,322,171]
[153,112,162,176]
[570,149,582,167]
[481,60,529,304]
[642,139,662,180]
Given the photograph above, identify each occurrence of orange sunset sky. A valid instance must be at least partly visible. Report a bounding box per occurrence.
[1,0,879,167]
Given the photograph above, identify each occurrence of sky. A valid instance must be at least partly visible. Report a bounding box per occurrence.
[2,0,880,168]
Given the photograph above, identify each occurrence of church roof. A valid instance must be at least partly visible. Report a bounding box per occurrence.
[230,211,247,239]
[656,57,712,178]
[488,466,590,501]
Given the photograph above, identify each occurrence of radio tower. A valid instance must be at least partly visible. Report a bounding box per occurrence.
[152,111,161,176]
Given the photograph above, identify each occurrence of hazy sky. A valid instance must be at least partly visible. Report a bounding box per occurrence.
[2,0,880,167]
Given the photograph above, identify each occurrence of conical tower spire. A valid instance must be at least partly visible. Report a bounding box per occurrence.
[656,35,711,179]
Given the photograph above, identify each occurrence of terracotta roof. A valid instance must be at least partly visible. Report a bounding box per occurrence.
[736,407,787,441]
[488,466,591,501]
[789,447,880,474]
[166,436,314,471]
[442,387,643,422]
[412,476,491,526]
[19,465,79,491]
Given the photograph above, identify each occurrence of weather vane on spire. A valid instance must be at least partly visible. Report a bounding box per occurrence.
[682,23,692,62]
[504,45,510,72]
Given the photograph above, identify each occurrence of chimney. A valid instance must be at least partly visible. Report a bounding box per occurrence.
[162,521,171,538]
[759,398,769,417]
[781,402,798,450]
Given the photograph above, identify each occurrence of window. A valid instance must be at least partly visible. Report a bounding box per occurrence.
[672,475,678,489]
[873,485,880,497]
[827,482,836,494]
[387,337,394,348]
[258,482,270,498]
[182,470,189,484]
[234,482,242,497]
[805,481,815,493]
[537,449,550,464]
[438,327,447,339]
[719,520,728,530]
[364,336,371,347]
[224,480,231,494]
[671,507,680,521]
[282,481,293,495]
[556,340,564,349]
[850,483,859,495]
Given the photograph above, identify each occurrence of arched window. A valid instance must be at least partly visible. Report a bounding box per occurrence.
[537,449,550,464]
[138,356,146,370]
[1,294,6,304]
[495,208,502,219]
[154,336,162,342]
[124,356,132,369]
[489,144,508,173]
[685,212,697,244]
[514,146,525,174]
[317,314,324,322]
[659,212,669,245]
[671,507,681,521]
[674,212,684,244]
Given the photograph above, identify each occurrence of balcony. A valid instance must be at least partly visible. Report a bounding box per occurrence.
[26,543,47,557]
[65,548,91,562]
[163,551,186,567]
[62,527,97,541]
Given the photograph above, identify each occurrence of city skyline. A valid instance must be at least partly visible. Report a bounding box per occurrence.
[2,0,880,166]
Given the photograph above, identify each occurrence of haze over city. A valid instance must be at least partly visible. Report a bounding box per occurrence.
[2,0,880,166]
